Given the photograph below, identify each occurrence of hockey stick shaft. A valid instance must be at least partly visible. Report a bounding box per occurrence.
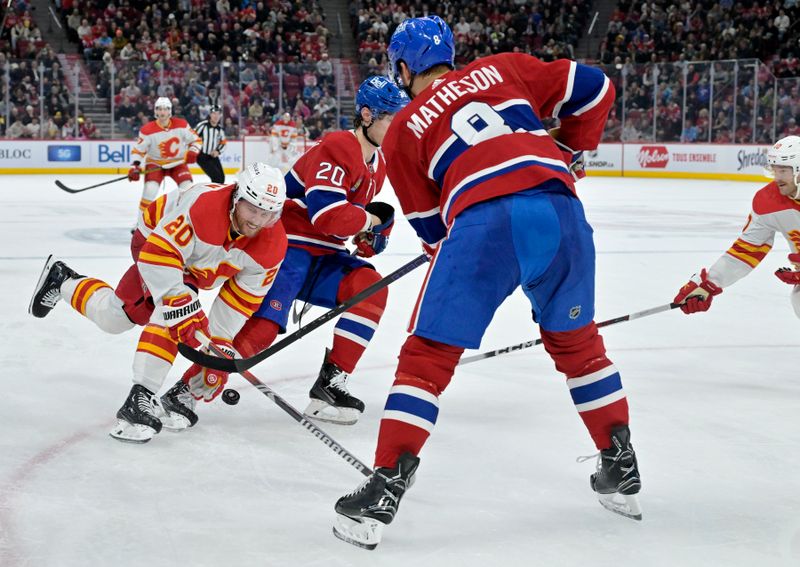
[55,164,177,193]
[458,302,680,366]
[178,253,430,372]
[206,342,373,477]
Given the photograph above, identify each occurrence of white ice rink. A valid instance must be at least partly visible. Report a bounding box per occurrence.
[1,173,799,567]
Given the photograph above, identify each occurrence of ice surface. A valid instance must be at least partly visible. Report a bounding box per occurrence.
[1,174,798,567]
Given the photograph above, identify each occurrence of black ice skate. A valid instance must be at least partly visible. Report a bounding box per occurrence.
[109,384,163,443]
[28,255,83,318]
[303,349,365,425]
[589,425,642,520]
[160,379,199,430]
[333,452,420,550]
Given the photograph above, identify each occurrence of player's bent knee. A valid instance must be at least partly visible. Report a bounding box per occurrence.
[396,335,464,395]
[540,322,611,377]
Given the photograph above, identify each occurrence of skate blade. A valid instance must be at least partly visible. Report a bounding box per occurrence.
[28,254,56,316]
[304,399,359,425]
[598,493,642,521]
[108,419,157,443]
[332,514,384,550]
[160,412,192,432]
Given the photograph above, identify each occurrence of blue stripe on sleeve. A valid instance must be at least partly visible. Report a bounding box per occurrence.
[558,65,606,118]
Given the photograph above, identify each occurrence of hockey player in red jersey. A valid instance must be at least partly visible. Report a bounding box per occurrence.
[28,163,287,443]
[333,16,640,549]
[167,77,408,427]
[128,97,202,217]
[674,135,800,315]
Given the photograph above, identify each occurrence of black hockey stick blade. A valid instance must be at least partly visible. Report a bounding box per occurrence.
[178,253,429,372]
[55,165,169,194]
[55,174,129,193]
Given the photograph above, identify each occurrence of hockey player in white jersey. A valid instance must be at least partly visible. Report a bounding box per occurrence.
[128,97,202,216]
[674,135,800,314]
[28,164,288,443]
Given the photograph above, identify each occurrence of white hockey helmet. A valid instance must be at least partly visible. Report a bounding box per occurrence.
[154,96,172,114]
[767,135,800,198]
[234,162,286,227]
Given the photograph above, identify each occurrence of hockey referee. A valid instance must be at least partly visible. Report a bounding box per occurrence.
[194,105,227,183]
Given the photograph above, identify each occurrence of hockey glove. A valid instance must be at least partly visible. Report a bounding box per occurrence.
[182,338,237,402]
[551,134,586,181]
[161,291,210,348]
[775,253,800,284]
[355,202,394,258]
[673,269,723,314]
[185,150,199,164]
[128,162,141,182]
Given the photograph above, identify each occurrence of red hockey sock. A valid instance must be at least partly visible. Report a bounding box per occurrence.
[541,323,629,450]
[374,335,463,468]
[329,268,387,373]
[234,317,280,358]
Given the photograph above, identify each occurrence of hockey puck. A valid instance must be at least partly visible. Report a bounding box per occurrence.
[222,389,240,405]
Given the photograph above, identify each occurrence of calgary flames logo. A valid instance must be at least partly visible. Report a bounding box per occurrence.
[159,137,180,158]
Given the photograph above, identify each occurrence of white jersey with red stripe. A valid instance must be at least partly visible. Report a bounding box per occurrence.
[707,182,800,288]
[381,52,615,250]
[136,182,287,340]
[132,117,202,169]
[282,130,386,254]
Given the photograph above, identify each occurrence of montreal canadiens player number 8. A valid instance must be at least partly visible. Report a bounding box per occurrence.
[332,16,642,549]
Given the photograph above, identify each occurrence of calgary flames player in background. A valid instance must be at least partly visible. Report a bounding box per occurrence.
[674,135,800,315]
[28,163,288,444]
[128,97,202,217]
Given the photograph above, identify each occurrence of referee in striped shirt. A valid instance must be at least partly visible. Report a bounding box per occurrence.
[194,105,226,183]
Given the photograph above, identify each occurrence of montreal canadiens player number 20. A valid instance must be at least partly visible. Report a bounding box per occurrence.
[332,16,642,550]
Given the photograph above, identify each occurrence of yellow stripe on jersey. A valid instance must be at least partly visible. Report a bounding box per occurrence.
[226,277,263,305]
[726,238,772,268]
[136,342,177,364]
[69,278,112,316]
[138,250,183,270]
[733,240,771,254]
[218,286,259,317]
[143,195,168,230]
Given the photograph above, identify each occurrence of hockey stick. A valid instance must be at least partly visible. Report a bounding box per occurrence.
[178,253,430,372]
[459,302,681,366]
[55,164,177,194]
[205,342,372,477]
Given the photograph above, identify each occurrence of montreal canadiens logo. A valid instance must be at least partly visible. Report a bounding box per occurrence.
[638,146,669,168]
[270,300,282,310]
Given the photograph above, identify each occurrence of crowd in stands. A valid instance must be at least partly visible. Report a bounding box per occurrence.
[599,0,800,142]
[353,0,592,73]
[4,0,800,144]
[53,0,339,140]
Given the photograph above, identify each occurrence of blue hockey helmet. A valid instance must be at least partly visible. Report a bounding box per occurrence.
[355,75,409,117]
[388,16,455,87]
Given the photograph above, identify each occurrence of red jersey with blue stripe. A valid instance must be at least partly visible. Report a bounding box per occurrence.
[382,52,615,249]
[282,130,386,255]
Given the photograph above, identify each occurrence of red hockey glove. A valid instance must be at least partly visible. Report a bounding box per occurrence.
[127,162,141,182]
[673,269,723,314]
[161,291,209,348]
[182,339,237,402]
[185,151,199,164]
[775,253,800,284]
[355,202,394,258]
